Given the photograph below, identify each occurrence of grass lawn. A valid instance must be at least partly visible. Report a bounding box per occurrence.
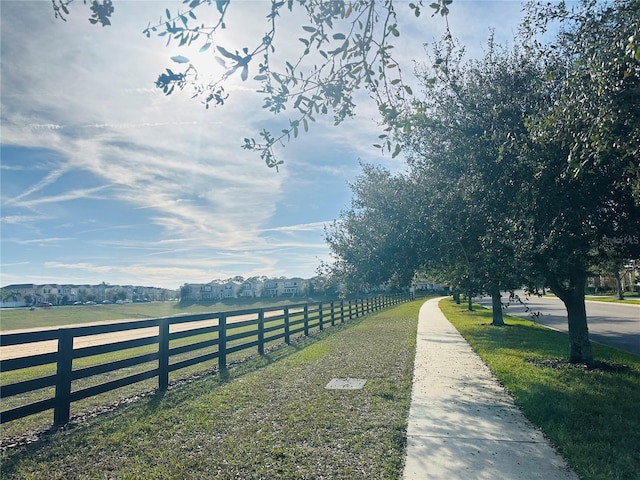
[439,299,640,480]
[1,300,422,479]
[0,297,335,331]
[585,296,640,305]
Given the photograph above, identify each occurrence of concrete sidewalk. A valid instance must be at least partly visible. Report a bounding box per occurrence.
[403,298,578,480]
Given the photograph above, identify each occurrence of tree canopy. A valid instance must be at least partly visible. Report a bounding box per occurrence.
[325,1,639,364]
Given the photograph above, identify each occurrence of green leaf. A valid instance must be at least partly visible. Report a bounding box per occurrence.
[216,0,229,14]
[392,143,402,158]
[333,33,346,40]
[217,46,238,59]
[199,43,211,53]
[171,55,190,63]
[302,26,316,33]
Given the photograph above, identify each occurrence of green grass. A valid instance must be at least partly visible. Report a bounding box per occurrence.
[585,296,640,305]
[0,310,309,439]
[0,297,334,331]
[439,299,640,480]
[1,300,422,479]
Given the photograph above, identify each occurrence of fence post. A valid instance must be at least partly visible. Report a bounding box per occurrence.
[330,301,335,327]
[159,319,169,390]
[54,329,73,426]
[348,300,353,320]
[303,304,309,336]
[340,300,345,324]
[319,303,324,331]
[218,313,227,371]
[284,306,290,344]
[258,309,265,355]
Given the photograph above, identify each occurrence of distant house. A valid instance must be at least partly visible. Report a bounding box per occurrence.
[0,283,36,307]
[263,279,280,297]
[240,280,263,298]
[283,278,307,296]
[57,285,78,303]
[411,280,445,294]
[221,281,242,299]
[198,283,216,300]
[181,283,219,301]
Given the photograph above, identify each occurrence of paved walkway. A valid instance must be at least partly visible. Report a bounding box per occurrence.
[403,298,579,479]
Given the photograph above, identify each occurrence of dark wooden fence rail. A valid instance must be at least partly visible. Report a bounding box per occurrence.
[0,294,411,428]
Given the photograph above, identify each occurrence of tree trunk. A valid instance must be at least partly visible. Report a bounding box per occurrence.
[453,291,461,304]
[551,272,593,365]
[615,271,624,300]
[467,291,473,311]
[491,288,505,326]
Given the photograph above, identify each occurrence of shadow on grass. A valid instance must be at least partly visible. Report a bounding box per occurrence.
[512,365,640,478]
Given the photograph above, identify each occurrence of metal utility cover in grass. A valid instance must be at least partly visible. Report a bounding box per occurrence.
[325,378,367,390]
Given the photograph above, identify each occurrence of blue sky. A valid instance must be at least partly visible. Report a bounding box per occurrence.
[1,1,527,290]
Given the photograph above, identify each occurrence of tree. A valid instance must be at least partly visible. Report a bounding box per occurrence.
[522,0,640,198]
[77,289,89,304]
[325,39,547,326]
[515,0,640,364]
[398,37,546,324]
[51,0,455,167]
[1,289,22,304]
[323,163,426,294]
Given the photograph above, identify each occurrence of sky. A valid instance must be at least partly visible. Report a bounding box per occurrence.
[1,0,528,290]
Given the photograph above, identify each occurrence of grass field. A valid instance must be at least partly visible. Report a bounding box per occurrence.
[0,297,333,331]
[440,299,640,480]
[3,297,639,479]
[1,300,422,479]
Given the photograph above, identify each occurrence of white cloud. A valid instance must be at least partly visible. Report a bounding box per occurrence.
[1,1,527,289]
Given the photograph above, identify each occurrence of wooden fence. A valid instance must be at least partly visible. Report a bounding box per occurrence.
[0,294,411,428]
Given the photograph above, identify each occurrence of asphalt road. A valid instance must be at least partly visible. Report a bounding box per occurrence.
[475,294,640,356]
